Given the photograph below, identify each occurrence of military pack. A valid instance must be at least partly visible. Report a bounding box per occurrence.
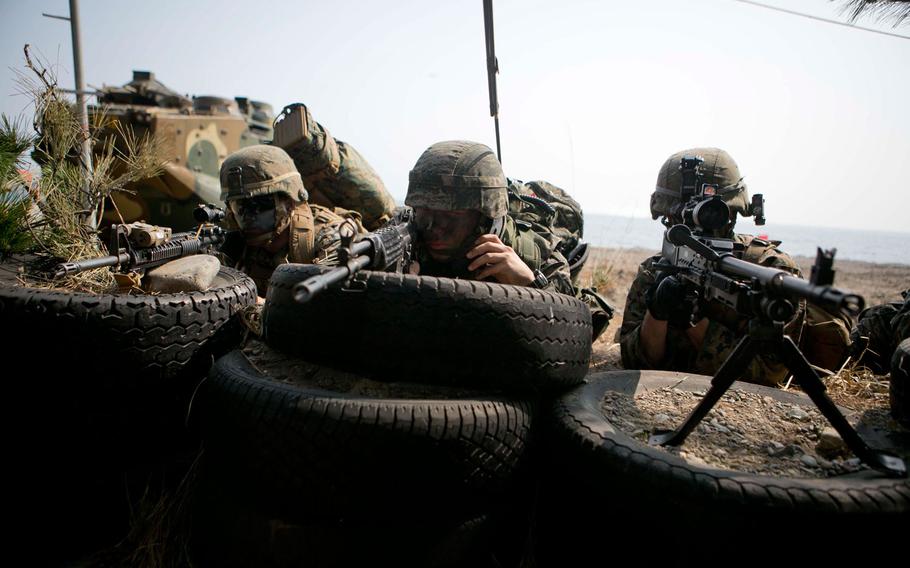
[508,179,584,255]
[273,104,395,230]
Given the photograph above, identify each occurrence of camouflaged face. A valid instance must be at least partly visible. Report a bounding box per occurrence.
[220,145,307,203]
[650,147,752,220]
[405,140,508,219]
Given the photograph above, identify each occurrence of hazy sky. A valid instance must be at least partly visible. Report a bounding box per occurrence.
[1,0,908,233]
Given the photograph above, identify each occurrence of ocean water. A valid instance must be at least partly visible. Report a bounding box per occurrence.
[584,214,910,265]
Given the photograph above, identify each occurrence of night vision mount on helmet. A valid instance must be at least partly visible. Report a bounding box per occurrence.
[650,148,764,230]
[219,145,308,204]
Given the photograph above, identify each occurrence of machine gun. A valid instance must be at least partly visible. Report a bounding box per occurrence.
[292,207,417,303]
[649,224,906,477]
[54,204,227,278]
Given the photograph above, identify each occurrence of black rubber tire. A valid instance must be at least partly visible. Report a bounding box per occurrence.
[1,267,256,563]
[542,371,909,541]
[0,266,256,381]
[892,339,910,429]
[198,350,536,523]
[261,263,592,391]
[3,265,257,466]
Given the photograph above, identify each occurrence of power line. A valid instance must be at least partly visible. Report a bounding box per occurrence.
[732,0,910,40]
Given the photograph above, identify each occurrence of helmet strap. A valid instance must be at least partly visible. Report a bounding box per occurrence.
[488,216,505,238]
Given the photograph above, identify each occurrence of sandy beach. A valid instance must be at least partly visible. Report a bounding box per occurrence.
[580,247,910,367]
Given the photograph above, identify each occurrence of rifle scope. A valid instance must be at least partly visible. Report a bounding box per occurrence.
[195,204,226,224]
[680,197,730,233]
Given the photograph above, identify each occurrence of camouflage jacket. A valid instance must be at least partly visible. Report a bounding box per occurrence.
[507,179,583,257]
[619,234,805,387]
[850,289,910,372]
[506,182,612,336]
[230,204,363,296]
[415,214,574,295]
[276,106,396,231]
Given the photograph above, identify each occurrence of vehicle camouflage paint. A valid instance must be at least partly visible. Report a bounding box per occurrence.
[92,71,273,230]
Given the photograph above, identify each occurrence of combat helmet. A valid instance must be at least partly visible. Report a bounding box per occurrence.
[650,147,753,222]
[219,145,308,204]
[405,140,508,221]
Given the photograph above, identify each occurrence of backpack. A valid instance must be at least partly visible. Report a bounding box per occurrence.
[507,179,587,280]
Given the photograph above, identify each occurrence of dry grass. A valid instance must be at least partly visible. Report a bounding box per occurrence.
[823,365,890,412]
[10,46,167,293]
[80,453,201,568]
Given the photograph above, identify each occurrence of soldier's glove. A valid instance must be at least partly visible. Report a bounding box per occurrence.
[646,274,696,328]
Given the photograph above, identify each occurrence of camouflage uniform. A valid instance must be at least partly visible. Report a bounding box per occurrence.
[620,235,805,387]
[219,145,364,296]
[619,147,816,387]
[413,212,575,295]
[505,179,613,335]
[850,290,910,373]
[405,140,573,295]
[273,104,396,231]
[508,179,584,264]
[230,204,363,295]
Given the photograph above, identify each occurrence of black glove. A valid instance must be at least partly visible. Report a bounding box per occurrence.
[645,274,696,328]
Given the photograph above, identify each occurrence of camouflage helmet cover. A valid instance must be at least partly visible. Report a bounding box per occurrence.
[650,147,752,220]
[219,145,307,203]
[405,140,508,219]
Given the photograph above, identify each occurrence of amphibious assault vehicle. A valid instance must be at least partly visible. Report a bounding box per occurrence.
[92,70,273,230]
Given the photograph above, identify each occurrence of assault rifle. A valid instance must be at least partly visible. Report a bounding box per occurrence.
[649,224,906,477]
[54,204,227,278]
[292,207,417,303]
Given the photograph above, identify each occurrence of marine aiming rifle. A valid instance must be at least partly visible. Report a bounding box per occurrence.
[292,207,417,303]
[53,204,227,278]
[649,222,906,477]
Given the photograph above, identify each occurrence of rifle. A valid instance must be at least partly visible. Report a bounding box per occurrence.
[292,207,417,303]
[54,204,227,278]
[650,224,906,477]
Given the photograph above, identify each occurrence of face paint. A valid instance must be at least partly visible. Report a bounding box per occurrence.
[230,195,277,235]
[413,207,482,261]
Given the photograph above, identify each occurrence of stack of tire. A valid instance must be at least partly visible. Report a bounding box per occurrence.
[0,266,256,561]
[193,264,594,567]
[536,370,910,565]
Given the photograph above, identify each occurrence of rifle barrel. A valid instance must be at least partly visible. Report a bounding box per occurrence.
[54,253,129,278]
[716,255,863,316]
[293,255,372,303]
[667,224,864,317]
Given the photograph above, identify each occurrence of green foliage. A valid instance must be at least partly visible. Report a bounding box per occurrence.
[0,115,36,258]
